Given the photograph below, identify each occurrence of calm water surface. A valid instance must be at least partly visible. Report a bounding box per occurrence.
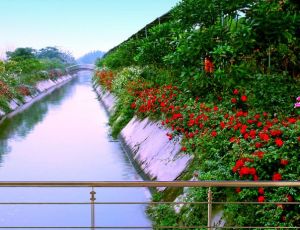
[0,72,151,228]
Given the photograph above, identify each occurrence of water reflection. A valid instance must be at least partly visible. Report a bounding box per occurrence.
[0,79,76,160]
[0,72,151,228]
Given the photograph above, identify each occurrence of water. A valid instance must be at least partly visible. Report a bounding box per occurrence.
[0,72,151,228]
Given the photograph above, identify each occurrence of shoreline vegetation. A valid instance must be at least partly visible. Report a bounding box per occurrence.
[94,0,300,227]
[0,47,76,115]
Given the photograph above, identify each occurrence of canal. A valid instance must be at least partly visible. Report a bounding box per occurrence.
[0,72,151,228]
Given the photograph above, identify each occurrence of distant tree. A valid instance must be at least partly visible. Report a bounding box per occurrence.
[6,47,36,61]
[37,46,76,65]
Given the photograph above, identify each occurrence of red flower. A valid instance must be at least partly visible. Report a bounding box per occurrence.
[233,89,239,95]
[275,138,284,147]
[298,136,300,142]
[258,196,265,203]
[287,195,293,202]
[254,151,264,159]
[288,118,297,124]
[181,147,187,152]
[160,102,166,107]
[230,137,236,143]
[259,132,270,142]
[272,173,282,181]
[255,142,263,148]
[220,121,226,129]
[130,102,136,109]
[231,98,237,104]
[213,106,218,111]
[235,159,245,168]
[166,133,173,140]
[258,187,264,195]
[204,57,214,73]
[247,119,255,124]
[270,129,282,137]
[172,113,183,119]
[249,168,257,175]
[241,95,247,102]
[249,129,256,139]
[257,122,263,127]
[211,131,217,137]
[236,187,241,193]
[239,167,250,177]
[280,159,288,166]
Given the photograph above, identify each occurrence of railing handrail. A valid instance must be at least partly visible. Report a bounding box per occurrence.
[0,180,299,187]
[0,181,299,229]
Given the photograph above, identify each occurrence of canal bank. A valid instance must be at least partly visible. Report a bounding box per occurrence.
[0,75,74,125]
[93,83,193,185]
[0,71,151,228]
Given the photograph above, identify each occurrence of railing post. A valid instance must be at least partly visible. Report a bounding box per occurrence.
[90,187,96,230]
[207,187,213,229]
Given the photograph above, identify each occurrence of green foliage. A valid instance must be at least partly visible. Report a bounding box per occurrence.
[134,23,175,67]
[0,96,10,113]
[6,47,36,61]
[0,46,75,115]
[96,0,300,227]
[97,40,138,69]
[147,204,178,228]
[37,46,76,65]
[109,99,135,139]
[112,67,142,95]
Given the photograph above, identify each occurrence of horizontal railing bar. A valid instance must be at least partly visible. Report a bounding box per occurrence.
[0,181,299,187]
[0,201,299,205]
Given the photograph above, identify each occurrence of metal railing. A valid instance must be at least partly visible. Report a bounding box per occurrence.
[0,181,299,229]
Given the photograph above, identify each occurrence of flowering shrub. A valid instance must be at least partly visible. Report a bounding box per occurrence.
[0,80,13,99]
[132,85,300,227]
[17,85,31,96]
[112,66,142,95]
[95,69,115,91]
[95,67,300,227]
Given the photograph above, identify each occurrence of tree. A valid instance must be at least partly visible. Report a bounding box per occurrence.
[37,47,76,65]
[6,47,36,61]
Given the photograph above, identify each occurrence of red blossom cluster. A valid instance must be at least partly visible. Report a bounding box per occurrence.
[17,85,31,96]
[204,57,214,73]
[0,80,13,98]
[95,70,115,91]
[49,69,63,79]
[97,73,299,210]
[128,85,300,203]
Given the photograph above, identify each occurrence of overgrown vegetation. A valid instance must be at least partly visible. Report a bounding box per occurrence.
[94,0,300,227]
[0,47,75,113]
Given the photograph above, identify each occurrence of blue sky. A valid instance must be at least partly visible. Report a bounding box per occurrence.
[0,0,180,58]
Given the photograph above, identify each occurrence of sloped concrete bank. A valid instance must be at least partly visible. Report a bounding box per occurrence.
[0,75,75,124]
[94,84,225,226]
[93,85,193,185]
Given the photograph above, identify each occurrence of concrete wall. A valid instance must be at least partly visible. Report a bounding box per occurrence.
[0,75,74,124]
[94,85,193,183]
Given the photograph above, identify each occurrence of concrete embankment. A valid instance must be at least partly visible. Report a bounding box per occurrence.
[93,85,193,186]
[0,75,74,124]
